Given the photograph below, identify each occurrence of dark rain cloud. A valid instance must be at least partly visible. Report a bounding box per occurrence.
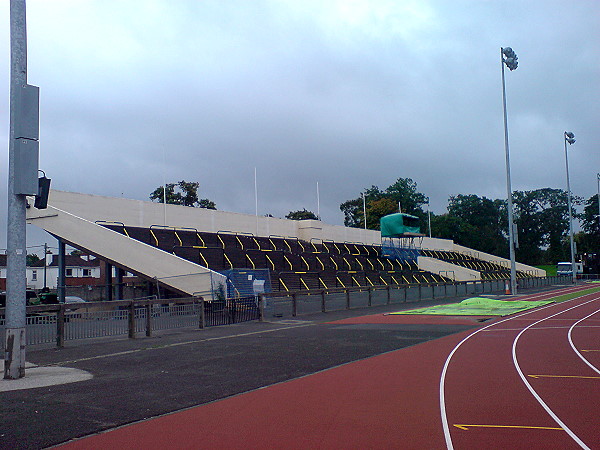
[1,0,598,249]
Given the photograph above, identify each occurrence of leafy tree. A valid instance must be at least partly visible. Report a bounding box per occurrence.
[197,198,217,210]
[286,209,318,220]
[340,178,427,230]
[446,194,506,256]
[26,253,41,266]
[577,194,600,253]
[150,181,216,209]
[512,188,578,264]
[366,198,397,230]
[431,214,479,247]
[150,183,180,204]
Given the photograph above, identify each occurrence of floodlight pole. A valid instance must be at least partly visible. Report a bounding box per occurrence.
[500,47,518,295]
[597,173,600,232]
[426,197,432,238]
[362,193,367,229]
[316,181,320,220]
[5,0,28,379]
[564,132,576,283]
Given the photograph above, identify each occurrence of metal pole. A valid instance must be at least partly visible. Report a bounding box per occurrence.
[43,242,47,289]
[115,267,124,300]
[427,198,432,238]
[162,148,167,225]
[254,167,258,235]
[564,135,576,283]
[105,262,113,301]
[500,48,518,295]
[597,173,600,232]
[58,239,66,303]
[362,193,367,229]
[4,0,28,380]
[316,181,320,220]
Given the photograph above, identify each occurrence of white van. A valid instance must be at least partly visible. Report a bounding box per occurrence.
[557,262,583,276]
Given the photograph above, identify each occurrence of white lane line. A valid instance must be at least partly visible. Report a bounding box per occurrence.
[440,286,596,450]
[482,325,600,332]
[439,300,566,449]
[568,308,600,375]
[512,296,600,450]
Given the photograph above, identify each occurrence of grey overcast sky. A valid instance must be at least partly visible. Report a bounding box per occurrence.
[1,0,599,250]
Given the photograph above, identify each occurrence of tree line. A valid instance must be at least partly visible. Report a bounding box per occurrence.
[150,179,599,265]
[339,177,598,266]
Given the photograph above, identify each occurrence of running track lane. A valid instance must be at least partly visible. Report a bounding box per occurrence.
[442,286,600,449]
[59,326,478,449]
[59,284,594,449]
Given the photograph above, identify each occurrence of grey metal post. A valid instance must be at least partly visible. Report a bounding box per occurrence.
[597,173,600,232]
[105,262,113,301]
[4,0,28,380]
[258,294,264,322]
[292,293,297,317]
[145,301,152,337]
[58,239,66,304]
[564,133,576,284]
[500,47,518,296]
[56,304,65,348]
[115,267,124,300]
[199,297,206,328]
[128,301,136,339]
[43,242,47,289]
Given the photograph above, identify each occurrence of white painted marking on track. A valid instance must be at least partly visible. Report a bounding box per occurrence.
[439,284,596,450]
[482,325,600,332]
[511,295,600,450]
[568,308,600,374]
[439,301,564,449]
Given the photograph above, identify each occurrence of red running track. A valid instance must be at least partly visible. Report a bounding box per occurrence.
[441,284,600,449]
[60,284,600,449]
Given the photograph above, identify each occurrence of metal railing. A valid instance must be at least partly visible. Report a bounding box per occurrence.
[0,296,259,349]
[260,275,573,319]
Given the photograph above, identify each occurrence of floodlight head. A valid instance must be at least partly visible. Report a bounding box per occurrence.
[567,138,576,145]
[504,57,518,70]
[565,131,575,139]
[502,47,519,70]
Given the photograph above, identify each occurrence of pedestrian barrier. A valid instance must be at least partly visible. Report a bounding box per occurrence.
[0,296,259,349]
[0,277,571,348]
[260,275,573,319]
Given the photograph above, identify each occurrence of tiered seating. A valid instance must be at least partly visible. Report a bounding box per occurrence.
[420,249,528,280]
[99,223,449,292]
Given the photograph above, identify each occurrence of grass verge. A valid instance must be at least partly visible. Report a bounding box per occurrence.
[548,286,600,303]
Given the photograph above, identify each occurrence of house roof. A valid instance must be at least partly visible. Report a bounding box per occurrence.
[30,255,101,268]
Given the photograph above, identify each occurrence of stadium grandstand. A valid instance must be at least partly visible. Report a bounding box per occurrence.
[26,190,545,300]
